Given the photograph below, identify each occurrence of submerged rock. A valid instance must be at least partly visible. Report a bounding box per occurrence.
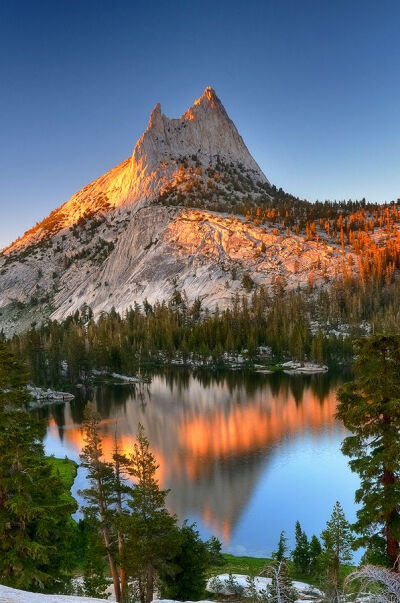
[92,369,149,383]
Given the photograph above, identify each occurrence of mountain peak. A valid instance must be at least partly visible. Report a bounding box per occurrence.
[133,86,267,187]
[183,86,225,121]
[0,89,309,330]
[194,86,219,106]
[147,102,162,130]
[3,87,268,257]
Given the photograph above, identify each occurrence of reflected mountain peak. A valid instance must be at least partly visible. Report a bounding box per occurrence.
[43,370,351,552]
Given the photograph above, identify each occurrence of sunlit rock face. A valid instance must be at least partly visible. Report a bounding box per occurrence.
[0,86,353,333]
[4,87,266,255]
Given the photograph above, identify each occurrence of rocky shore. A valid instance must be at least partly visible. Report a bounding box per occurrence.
[27,385,75,407]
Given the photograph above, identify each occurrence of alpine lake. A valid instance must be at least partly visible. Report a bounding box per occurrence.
[37,368,360,560]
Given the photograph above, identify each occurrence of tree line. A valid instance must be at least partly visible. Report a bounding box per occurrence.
[6,270,400,387]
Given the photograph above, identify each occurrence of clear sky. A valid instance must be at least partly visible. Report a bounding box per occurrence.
[1,0,400,248]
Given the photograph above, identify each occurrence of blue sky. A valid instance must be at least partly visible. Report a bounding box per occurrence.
[1,0,400,247]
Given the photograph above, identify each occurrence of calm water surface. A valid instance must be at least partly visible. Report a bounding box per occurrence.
[40,369,359,558]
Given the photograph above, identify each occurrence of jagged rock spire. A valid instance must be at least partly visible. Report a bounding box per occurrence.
[134,86,268,179]
[3,87,268,255]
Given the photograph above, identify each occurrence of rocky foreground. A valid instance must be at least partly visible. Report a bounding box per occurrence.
[0,586,216,603]
[0,574,322,602]
[0,584,106,602]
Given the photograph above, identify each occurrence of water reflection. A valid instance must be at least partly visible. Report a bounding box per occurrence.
[41,370,357,557]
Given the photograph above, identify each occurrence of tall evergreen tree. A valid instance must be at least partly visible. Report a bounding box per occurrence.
[112,435,129,601]
[79,404,122,601]
[273,531,289,562]
[320,502,353,602]
[337,335,400,569]
[0,342,76,592]
[292,521,310,575]
[121,424,180,603]
[309,535,322,575]
[160,522,210,601]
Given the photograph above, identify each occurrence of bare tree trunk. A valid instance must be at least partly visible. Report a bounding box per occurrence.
[347,564,400,600]
[383,469,400,570]
[145,565,155,603]
[332,553,340,602]
[275,563,282,603]
[98,483,121,602]
[118,538,128,602]
[107,548,122,602]
[382,413,400,571]
[113,439,129,600]
[138,576,146,603]
[101,524,121,602]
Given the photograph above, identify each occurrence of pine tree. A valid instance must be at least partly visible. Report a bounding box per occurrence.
[320,502,353,602]
[79,404,122,601]
[160,522,210,601]
[273,531,289,562]
[0,342,76,592]
[112,435,129,601]
[309,535,322,575]
[292,521,310,575]
[121,424,180,603]
[337,335,400,569]
[205,535,223,566]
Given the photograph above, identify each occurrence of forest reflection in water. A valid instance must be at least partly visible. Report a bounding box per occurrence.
[41,369,359,558]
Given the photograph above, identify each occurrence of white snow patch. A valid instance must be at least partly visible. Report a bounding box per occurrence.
[0,584,106,602]
[206,573,322,598]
